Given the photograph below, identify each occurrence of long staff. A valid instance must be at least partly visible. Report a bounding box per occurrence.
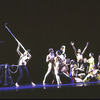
[5,23,27,52]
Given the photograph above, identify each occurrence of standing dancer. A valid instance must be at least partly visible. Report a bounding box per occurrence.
[15,43,35,87]
[43,48,55,85]
[5,23,35,87]
[54,50,62,85]
[59,45,69,77]
[70,41,89,67]
[82,53,95,82]
[88,53,95,73]
[52,45,69,84]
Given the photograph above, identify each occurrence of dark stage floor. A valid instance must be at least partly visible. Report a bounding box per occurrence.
[0,81,100,99]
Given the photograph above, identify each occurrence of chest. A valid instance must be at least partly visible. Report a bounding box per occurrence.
[77,54,83,59]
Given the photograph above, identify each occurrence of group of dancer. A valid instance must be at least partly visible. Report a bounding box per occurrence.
[3,23,100,87]
[43,41,100,86]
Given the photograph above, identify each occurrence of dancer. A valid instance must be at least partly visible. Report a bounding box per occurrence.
[15,43,35,87]
[43,48,55,85]
[88,53,95,73]
[70,41,89,67]
[82,53,95,82]
[60,45,66,56]
[54,50,62,85]
[52,45,69,84]
[97,55,100,70]
[69,60,77,83]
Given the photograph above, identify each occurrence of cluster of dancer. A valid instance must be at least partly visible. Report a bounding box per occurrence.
[43,41,100,86]
[3,23,100,88]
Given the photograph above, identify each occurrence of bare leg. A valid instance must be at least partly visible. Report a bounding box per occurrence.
[43,63,52,85]
[83,74,93,82]
[54,63,61,85]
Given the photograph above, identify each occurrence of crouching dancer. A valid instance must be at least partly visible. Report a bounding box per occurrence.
[15,43,35,87]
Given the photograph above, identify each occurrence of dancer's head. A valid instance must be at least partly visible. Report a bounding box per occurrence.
[83,58,87,63]
[77,49,81,53]
[24,49,30,56]
[56,50,61,56]
[70,60,75,64]
[48,48,54,53]
[89,52,94,57]
[60,45,66,54]
[66,58,70,64]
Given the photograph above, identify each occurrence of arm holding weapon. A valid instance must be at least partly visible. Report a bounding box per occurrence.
[16,43,22,56]
[5,23,31,57]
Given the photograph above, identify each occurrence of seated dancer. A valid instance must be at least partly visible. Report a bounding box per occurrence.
[70,41,89,67]
[77,58,89,79]
[82,58,89,75]
[43,48,55,85]
[15,43,35,87]
[74,58,89,82]
[69,60,84,83]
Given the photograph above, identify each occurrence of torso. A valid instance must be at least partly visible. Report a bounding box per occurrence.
[47,53,55,65]
[54,54,66,67]
[88,57,94,73]
[18,54,30,66]
[76,53,83,62]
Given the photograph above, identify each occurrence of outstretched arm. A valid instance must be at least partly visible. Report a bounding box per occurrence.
[82,42,89,55]
[16,43,22,56]
[70,41,77,56]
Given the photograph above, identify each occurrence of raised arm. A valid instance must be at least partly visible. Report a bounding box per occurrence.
[70,41,77,56]
[82,42,89,55]
[16,43,22,56]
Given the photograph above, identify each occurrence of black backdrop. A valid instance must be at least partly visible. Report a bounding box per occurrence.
[0,0,100,84]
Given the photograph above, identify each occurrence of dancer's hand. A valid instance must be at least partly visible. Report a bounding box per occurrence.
[86,42,89,46]
[70,41,74,46]
[18,43,20,47]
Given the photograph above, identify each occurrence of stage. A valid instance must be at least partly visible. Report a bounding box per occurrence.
[0,81,100,99]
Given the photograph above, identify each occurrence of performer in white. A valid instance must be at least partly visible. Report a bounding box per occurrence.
[54,50,62,85]
[52,45,69,84]
[15,43,36,87]
[43,48,55,85]
[59,45,69,77]
[70,41,89,67]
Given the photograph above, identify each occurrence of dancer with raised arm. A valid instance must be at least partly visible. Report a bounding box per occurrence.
[59,45,69,77]
[52,45,69,84]
[15,43,35,87]
[43,48,55,85]
[70,41,89,67]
